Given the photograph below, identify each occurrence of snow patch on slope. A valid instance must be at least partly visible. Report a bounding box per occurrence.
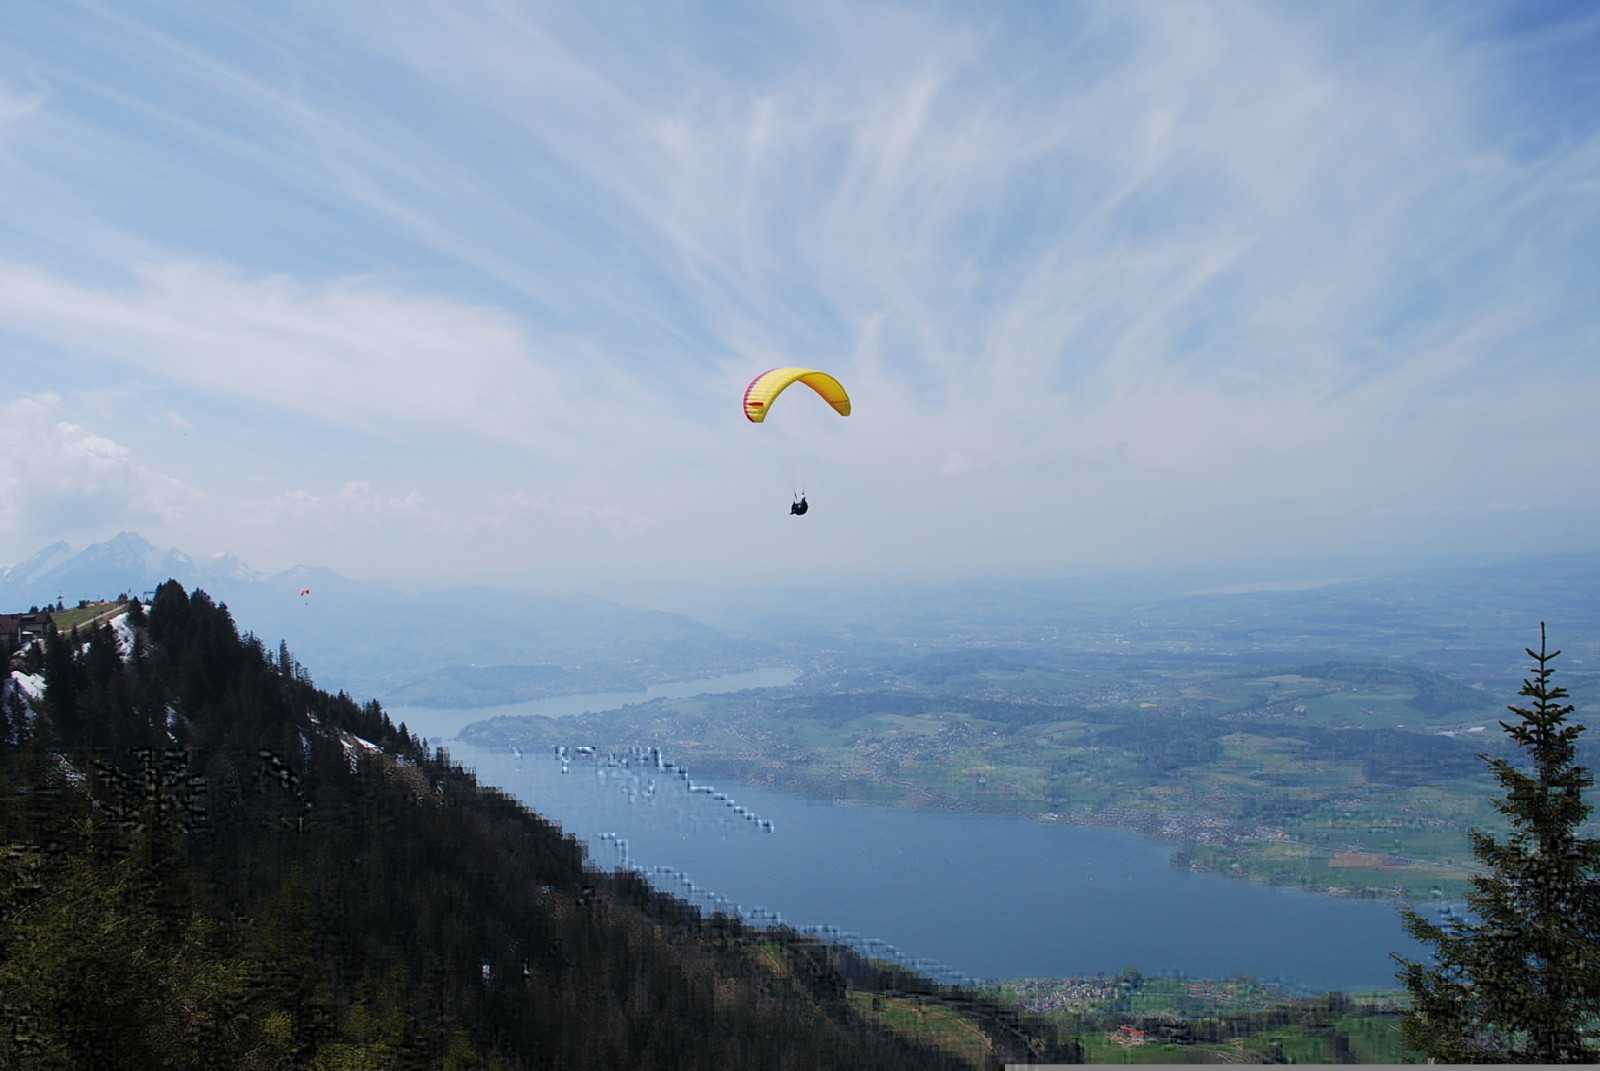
[339,731,381,771]
[109,611,135,658]
[7,671,44,703]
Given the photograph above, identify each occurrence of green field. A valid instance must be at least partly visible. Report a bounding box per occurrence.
[461,654,1585,900]
[1334,1012,1412,1063]
[50,600,130,633]
[985,974,1419,1064]
[846,991,991,1066]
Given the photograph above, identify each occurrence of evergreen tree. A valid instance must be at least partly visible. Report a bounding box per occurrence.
[1394,624,1600,1062]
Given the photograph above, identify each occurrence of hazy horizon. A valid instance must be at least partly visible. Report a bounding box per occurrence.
[6,528,1592,629]
[4,2,1598,589]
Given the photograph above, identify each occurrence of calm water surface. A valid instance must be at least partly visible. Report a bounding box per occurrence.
[391,666,796,739]
[393,671,1438,992]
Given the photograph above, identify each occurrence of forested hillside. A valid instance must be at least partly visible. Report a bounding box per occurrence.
[0,582,1051,1069]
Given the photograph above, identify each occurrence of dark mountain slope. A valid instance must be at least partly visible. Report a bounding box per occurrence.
[0,582,1017,1069]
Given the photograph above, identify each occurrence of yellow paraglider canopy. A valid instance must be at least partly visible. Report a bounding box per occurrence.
[742,367,851,423]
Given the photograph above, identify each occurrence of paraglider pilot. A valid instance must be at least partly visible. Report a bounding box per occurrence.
[790,495,809,516]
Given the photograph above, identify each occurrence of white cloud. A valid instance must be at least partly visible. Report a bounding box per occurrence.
[0,394,199,549]
[334,481,425,518]
[0,259,594,455]
[262,482,432,533]
[264,490,320,520]
[151,410,191,429]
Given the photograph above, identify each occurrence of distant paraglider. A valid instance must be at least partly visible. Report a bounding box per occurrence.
[743,367,850,514]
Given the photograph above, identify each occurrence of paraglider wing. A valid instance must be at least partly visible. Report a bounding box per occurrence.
[743,367,851,423]
[299,589,312,597]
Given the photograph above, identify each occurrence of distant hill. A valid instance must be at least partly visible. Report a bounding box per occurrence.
[0,530,257,607]
[670,553,1600,689]
[0,534,776,707]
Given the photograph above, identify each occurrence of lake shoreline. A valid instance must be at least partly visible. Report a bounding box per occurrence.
[393,669,1438,992]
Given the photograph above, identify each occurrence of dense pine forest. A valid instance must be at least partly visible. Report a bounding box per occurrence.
[0,582,1067,1069]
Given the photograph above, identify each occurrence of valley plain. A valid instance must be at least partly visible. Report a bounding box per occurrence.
[461,554,1600,901]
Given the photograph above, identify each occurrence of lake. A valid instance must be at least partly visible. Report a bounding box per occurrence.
[391,670,1442,993]
[392,666,798,740]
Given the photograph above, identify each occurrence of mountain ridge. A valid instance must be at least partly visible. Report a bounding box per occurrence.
[0,533,777,707]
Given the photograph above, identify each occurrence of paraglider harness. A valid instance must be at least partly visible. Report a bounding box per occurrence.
[790,495,809,516]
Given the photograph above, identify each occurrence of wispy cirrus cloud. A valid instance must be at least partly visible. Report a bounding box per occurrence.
[0,1,1596,577]
[0,259,587,454]
[0,79,44,127]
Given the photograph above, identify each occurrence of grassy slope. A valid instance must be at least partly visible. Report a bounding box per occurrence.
[49,600,130,632]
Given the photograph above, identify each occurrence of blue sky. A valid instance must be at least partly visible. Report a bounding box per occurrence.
[1,1,1597,589]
